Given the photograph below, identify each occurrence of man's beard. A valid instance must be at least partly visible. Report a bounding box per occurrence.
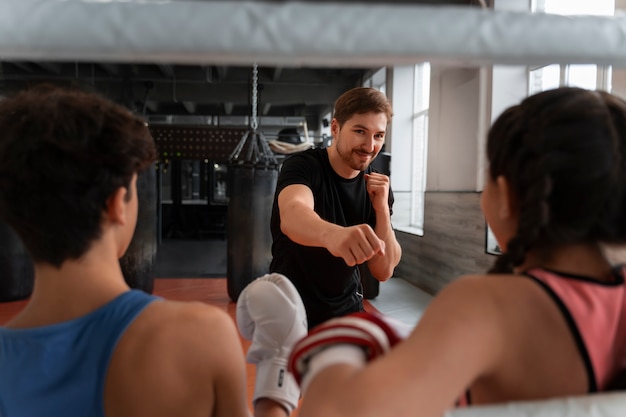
[336,139,377,171]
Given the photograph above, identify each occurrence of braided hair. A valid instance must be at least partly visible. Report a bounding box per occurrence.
[486,87,626,273]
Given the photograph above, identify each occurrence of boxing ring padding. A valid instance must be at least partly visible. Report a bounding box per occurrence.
[0,0,626,68]
[2,0,626,415]
[445,391,626,417]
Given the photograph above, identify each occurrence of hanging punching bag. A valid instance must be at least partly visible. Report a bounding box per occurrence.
[119,164,158,294]
[226,130,279,301]
[0,220,34,302]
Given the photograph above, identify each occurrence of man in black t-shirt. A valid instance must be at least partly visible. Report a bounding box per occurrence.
[269,87,402,328]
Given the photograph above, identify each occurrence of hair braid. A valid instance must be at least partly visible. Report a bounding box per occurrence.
[486,87,626,276]
[488,155,554,273]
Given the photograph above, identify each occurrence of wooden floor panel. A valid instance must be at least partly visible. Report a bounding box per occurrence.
[0,278,379,416]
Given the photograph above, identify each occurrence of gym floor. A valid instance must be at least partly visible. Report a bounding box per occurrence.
[151,237,434,328]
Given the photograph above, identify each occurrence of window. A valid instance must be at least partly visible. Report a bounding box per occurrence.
[409,63,430,234]
[364,67,387,93]
[379,64,431,236]
[530,0,614,93]
[533,0,614,16]
[363,65,430,236]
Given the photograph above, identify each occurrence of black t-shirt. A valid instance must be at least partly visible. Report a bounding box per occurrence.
[269,148,394,328]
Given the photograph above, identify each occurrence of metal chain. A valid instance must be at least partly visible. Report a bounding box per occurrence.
[251,63,258,131]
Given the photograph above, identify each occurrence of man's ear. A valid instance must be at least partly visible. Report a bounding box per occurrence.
[330,118,340,138]
[105,186,129,225]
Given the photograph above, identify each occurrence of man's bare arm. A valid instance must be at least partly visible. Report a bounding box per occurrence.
[363,173,401,280]
[278,184,385,267]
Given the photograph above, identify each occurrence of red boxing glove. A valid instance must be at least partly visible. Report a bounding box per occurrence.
[288,312,404,392]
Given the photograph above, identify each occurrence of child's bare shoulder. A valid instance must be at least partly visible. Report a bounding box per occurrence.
[137,299,238,349]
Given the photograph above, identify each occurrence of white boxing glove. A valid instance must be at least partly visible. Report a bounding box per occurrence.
[288,311,404,394]
[236,273,308,414]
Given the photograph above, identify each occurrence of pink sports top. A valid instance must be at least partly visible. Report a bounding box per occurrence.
[526,266,626,392]
[458,266,626,407]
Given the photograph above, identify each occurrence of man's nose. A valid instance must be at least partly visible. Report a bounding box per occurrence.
[362,136,376,152]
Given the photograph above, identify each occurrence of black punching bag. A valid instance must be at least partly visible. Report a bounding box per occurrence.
[227,131,279,301]
[119,165,158,294]
[0,221,34,302]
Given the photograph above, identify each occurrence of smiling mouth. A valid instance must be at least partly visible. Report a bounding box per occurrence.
[355,151,372,160]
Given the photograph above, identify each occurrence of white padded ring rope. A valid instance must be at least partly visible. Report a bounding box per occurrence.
[1,0,626,67]
[445,392,626,417]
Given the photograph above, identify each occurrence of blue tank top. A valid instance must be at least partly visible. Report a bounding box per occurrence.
[0,289,159,417]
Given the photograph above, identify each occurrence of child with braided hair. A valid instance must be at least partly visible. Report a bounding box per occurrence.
[277,87,626,417]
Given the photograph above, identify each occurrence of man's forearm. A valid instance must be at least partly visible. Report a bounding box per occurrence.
[281,206,341,249]
[368,213,402,280]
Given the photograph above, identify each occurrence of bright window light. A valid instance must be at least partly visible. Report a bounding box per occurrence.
[544,0,614,16]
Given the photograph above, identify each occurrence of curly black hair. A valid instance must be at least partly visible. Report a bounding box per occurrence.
[0,84,157,267]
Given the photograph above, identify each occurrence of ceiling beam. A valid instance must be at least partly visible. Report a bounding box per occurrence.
[129,81,351,106]
[215,66,228,80]
[272,67,283,82]
[35,62,62,74]
[157,64,175,78]
[98,63,120,75]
